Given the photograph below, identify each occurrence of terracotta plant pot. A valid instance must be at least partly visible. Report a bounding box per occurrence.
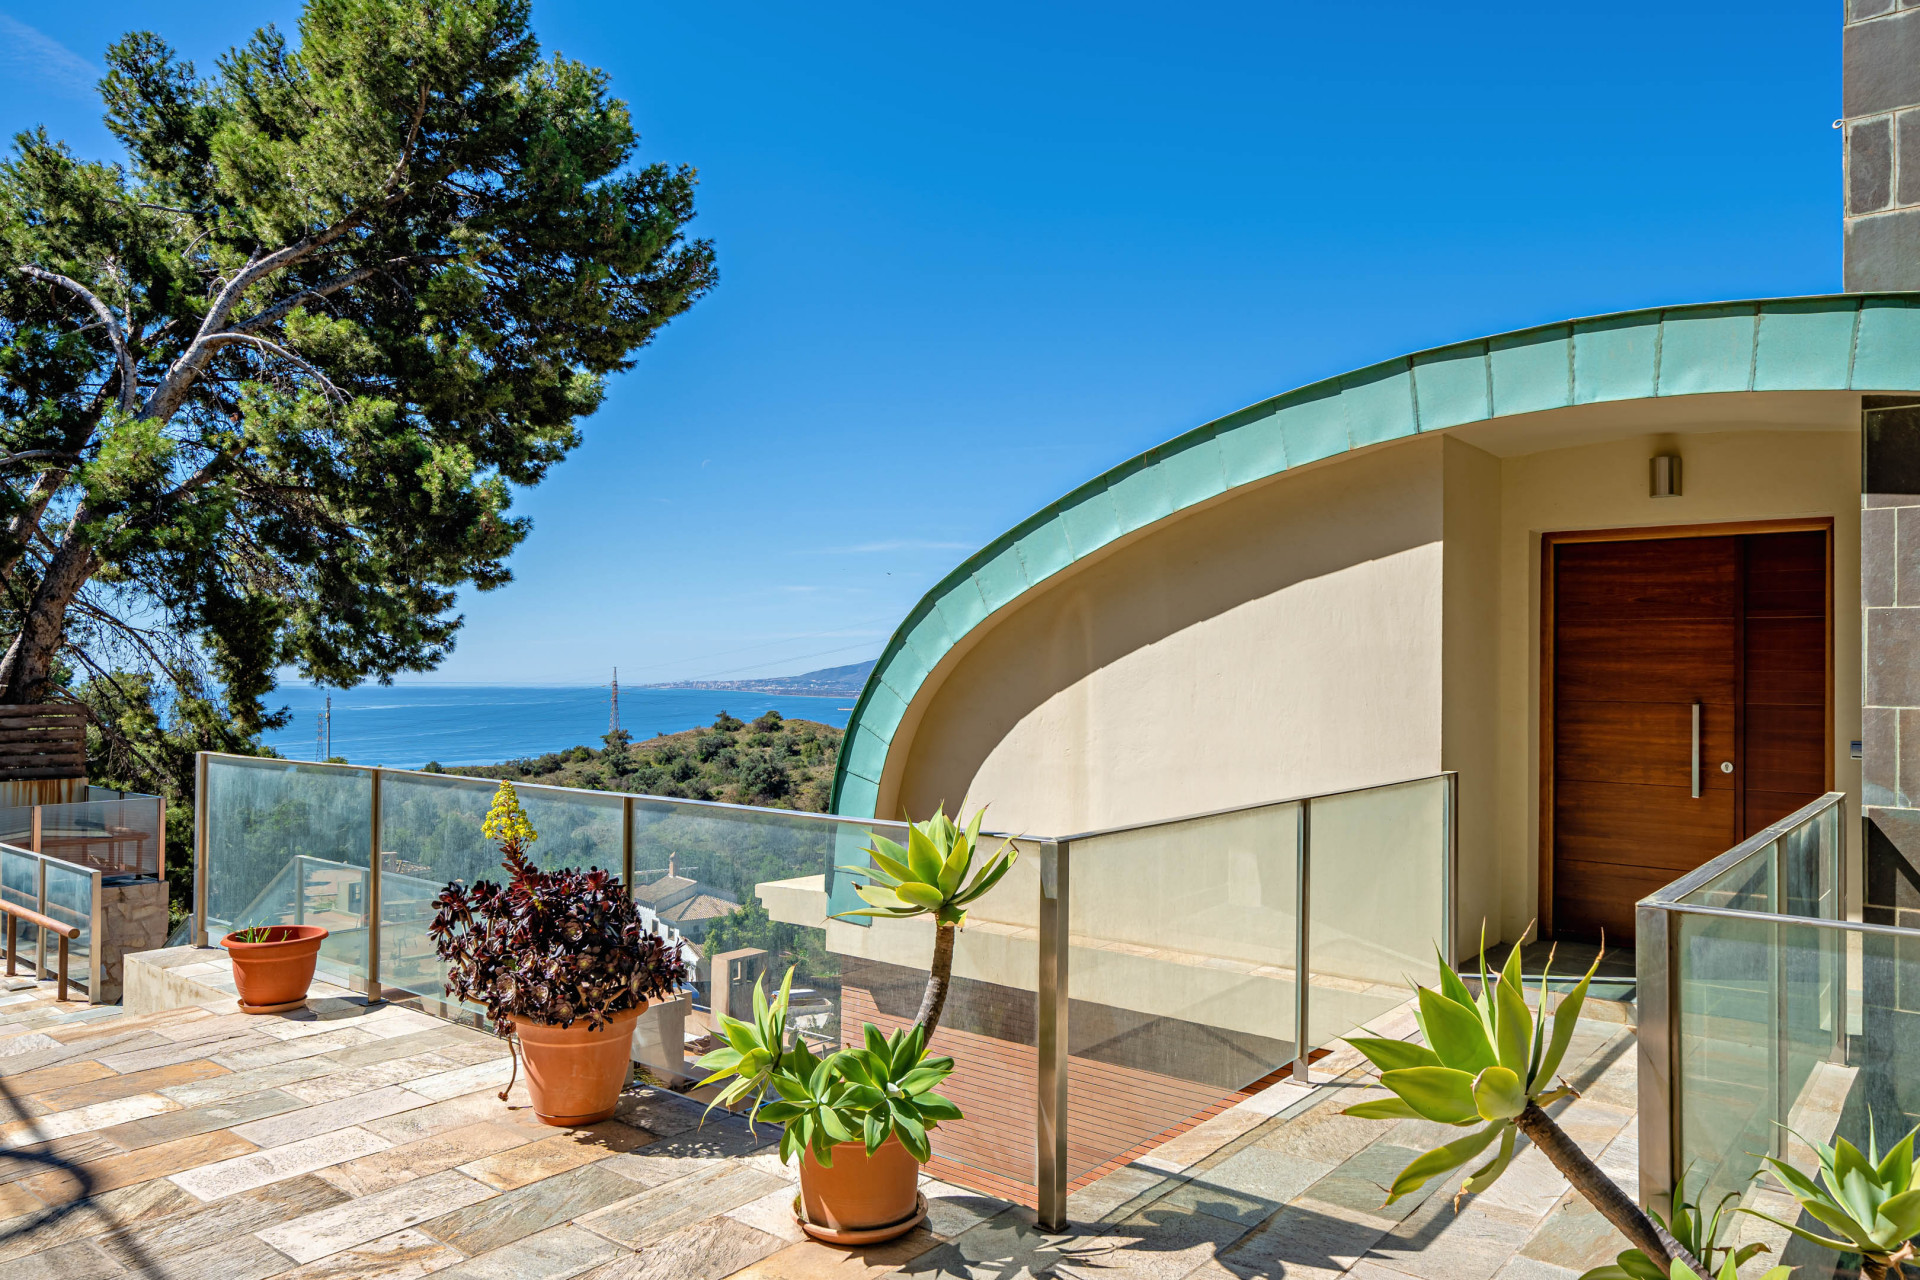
[221,925,329,1013]
[510,1004,645,1125]
[796,1135,924,1242]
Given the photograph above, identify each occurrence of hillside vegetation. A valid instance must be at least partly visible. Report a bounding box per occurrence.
[442,711,841,811]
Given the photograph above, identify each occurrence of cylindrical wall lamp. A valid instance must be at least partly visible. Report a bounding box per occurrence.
[1650,453,1682,498]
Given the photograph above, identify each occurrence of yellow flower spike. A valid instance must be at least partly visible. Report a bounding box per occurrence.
[482,780,538,846]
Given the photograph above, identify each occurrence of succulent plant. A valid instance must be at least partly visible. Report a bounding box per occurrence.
[1580,1173,1774,1280]
[1740,1123,1920,1280]
[430,781,688,1033]
[1343,933,1705,1276]
[836,806,1015,1034]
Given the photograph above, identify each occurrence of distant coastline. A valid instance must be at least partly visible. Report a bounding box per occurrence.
[641,658,874,699]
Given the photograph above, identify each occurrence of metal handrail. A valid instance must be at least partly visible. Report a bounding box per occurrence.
[195,750,920,834]
[1052,770,1458,844]
[1639,791,1846,907]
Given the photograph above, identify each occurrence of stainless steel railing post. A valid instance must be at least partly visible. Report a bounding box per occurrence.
[192,752,209,948]
[1294,798,1312,1085]
[1035,838,1070,1230]
[367,768,384,1004]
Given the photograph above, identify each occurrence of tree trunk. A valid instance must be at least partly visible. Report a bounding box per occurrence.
[0,520,96,704]
[913,921,956,1037]
[1512,1103,1704,1278]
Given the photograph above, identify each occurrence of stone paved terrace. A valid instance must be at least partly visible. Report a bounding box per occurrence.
[0,954,1653,1280]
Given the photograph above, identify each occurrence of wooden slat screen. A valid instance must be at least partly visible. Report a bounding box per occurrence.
[0,704,88,782]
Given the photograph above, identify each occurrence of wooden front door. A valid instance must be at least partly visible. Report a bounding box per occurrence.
[1545,526,1830,942]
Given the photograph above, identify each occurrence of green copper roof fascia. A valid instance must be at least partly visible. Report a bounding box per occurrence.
[1573,315,1659,404]
[1854,298,1920,388]
[1411,342,1493,431]
[830,293,1920,817]
[1654,305,1756,395]
[1755,300,1858,391]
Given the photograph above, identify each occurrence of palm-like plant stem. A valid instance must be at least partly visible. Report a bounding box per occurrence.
[916,921,957,1036]
[1513,1104,1704,1275]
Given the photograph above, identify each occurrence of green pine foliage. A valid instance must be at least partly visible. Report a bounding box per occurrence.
[446,710,841,812]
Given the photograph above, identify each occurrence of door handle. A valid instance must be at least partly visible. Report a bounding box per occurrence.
[1691,701,1701,799]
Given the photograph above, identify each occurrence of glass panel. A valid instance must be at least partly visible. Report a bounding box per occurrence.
[1306,776,1449,1049]
[1679,842,1775,911]
[205,757,372,984]
[0,846,37,970]
[43,862,92,989]
[0,807,31,850]
[372,773,628,1007]
[1067,802,1301,1186]
[36,798,164,878]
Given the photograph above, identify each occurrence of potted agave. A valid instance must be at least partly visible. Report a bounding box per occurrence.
[222,923,330,1013]
[696,808,1015,1242]
[431,781,689,1125]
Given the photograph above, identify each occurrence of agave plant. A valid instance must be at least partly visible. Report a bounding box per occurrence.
[1739,1123,1920,1280]
[1343,936,1705,1276]
[837,807,1015,1034]
[1581,1172,1774,1280]
[692,965,799,1122]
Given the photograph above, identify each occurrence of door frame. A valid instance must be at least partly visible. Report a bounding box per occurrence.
[1537,516,1834,939]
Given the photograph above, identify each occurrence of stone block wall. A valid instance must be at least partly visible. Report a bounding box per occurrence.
[1844,2,1920,288]
[95,878,170,1004]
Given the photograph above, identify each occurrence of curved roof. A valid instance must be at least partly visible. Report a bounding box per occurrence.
[830,293,1920,816]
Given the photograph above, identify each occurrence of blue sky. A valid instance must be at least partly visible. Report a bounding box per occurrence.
[1,2,1840,686]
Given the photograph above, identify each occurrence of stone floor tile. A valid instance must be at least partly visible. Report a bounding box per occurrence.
[1468,1147,1569,1222]
[157,1056,346,1107]
[729,1228,950,1280]
[599,1150,724,1190]
[169,1125,390,1200]
[577,1164,790,1248]
[1251,1094,1393,1169]
[611,1088,704,1138]
[23,1126,259,1202]
[229,1083,431,1148]
[1059,1200,1255,1280]
[0,1175,198,1262]
[437,1223,629,1280]
[318,1120,534,1197]
[7,1236,123,1280]
[1300,1143,1436,1224]
[0,1179,42,1218]
[23,1059,229,1115]
[361,1090,544,1143]
[119,1224,296,1280]
[0,1091,178,1146]
[426,1162,640,1255]
[405,1059,517,1102]
[270,1227,466,1280]
[580,1215,789,1280]
[282,1052,461,1103]
[97,1029,270,1074]
[1233,1081,1315,1120]
[0,1058,116,1098]
[258,1168,498,1264]
[105,1087,307,1153]
[725,1185,810,1244]
[918,1178,1007,1239]
[1137,1108,1271,1174]
[894,1208,1089,1280]
[212,1026,383,1071]
[1194,1145,1335,1210]
[1516,1194,1631,1273]
[1490,1257,1581,1280]
[93,1172,347,1266]
[459,1124,656,1191]
[1214,1198,1396,1280]
[1069,1165,1180,1225]
[321,1026,496,1070]
[1370,1183,1536,1280]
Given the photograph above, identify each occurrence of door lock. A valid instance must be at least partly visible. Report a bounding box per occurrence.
[1720,761,1733,774]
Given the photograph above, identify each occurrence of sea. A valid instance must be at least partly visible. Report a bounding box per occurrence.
[259,684,856,769]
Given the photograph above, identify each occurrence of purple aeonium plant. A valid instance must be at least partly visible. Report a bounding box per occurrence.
[429,782,687,1034]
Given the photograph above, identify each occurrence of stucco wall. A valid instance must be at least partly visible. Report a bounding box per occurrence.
[1484,427,1863,942]
[888,436,1448,836]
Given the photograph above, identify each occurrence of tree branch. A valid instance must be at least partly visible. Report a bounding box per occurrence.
[234,253,453,334]
[17,266,138,414]
[0,451,80,470]
[196,332,346,400]
[385,83,430,195]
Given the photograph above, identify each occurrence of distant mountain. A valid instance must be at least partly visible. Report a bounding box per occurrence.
[644,659,875,698]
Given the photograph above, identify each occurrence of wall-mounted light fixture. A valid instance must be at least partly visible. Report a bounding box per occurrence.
[1650,453,1682,498]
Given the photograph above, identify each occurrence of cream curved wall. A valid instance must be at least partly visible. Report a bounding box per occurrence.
[889,436,1449,836]
[881,404,1862,951]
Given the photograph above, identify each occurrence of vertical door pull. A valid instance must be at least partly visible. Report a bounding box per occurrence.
[1690,701,1701,799]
